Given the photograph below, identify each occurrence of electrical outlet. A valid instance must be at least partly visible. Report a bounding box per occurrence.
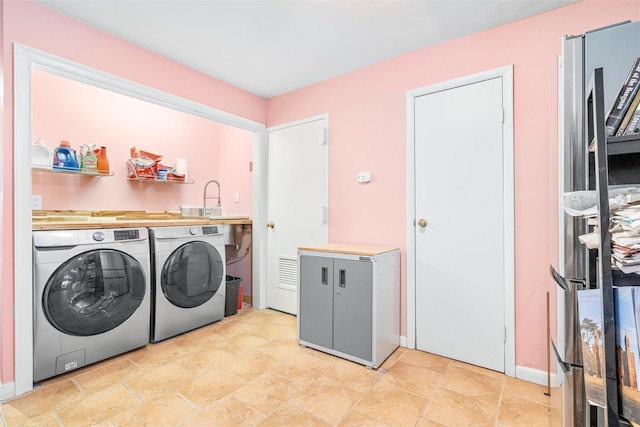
[234,192,240,203]
[32,195,42,210]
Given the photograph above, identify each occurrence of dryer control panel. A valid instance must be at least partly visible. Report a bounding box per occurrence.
[202,226,220,235]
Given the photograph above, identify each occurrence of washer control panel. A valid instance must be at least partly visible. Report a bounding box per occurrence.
[33,228,148,248]
[114,229,140,241]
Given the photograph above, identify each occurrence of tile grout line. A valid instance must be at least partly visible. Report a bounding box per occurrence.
[494,375,506,426]
[330,367,388,426]
[170,389,207,426]
[51,407,66,427]
[87,381,145,426]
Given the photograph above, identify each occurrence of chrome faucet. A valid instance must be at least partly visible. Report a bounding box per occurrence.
[203,180,221,216]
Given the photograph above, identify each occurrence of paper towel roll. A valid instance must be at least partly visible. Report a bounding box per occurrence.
[175,158,188,176]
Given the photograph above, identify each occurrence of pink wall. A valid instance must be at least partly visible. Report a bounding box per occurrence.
[0,0,5,390]
[31,69,253,213]
[4,0,640,386]
[218,125,254,218]
[215,124,254,297]
[2,0,265,384]
[266,0,640,372]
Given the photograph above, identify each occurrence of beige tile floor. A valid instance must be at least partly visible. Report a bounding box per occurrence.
[0,307,562,426]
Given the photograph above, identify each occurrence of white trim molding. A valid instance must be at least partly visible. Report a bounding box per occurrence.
[400,335,408,348]
[12,44,266,399]
[0,382,16,402]
[516,365,559,388]
[406,65,515,377]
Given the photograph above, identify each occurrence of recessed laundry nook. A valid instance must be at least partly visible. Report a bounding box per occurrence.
[30,210,252,379]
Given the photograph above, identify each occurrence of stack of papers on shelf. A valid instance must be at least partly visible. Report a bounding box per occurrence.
[569,187,640,274]
[578,228,600,249]
[611,205,640,273]
[612,247,640,274]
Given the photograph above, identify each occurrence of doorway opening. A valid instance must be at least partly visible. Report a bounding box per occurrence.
[13,44,267,397]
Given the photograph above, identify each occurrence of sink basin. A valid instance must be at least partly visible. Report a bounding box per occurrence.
[180,205,222,217]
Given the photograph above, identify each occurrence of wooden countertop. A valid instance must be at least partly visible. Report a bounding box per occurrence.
[32,210,251,230]
[298,244,398,256]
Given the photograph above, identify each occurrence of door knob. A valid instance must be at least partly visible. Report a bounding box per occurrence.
[417,218,428,228]
[267,221,275,229]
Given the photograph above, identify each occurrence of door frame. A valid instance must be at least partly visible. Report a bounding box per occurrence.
[13,44,267,397]
[405,65,515,377]
[264,114,329,311]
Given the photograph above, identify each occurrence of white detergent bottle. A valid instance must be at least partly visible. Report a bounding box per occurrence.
[31,137,53,169]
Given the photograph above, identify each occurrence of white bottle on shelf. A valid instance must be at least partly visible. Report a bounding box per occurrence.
[31,137,53,169]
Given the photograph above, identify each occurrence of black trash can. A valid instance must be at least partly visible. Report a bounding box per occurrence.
[224,275,241,317]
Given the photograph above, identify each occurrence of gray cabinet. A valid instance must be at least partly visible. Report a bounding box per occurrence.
[297,244,399,368]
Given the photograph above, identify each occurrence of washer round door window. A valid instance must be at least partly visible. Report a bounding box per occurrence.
[161,241,224,308]
[43,249,146,336]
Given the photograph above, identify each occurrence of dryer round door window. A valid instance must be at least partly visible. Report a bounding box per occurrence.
[43,249,147,336]
[161,241,223,308]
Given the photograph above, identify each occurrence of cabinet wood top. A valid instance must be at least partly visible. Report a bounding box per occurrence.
[298,244,398,256]
[31,210,251,230]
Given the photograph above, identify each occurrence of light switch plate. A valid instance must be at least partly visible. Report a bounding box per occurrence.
[234,192,240,203]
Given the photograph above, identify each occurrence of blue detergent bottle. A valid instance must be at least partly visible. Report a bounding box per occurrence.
[53,140,79,171]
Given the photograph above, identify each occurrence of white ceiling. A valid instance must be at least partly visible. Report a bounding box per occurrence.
[35,0,578,98]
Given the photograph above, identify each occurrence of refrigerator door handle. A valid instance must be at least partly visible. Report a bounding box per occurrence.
[551,339,583,374]
[549,264,586,291]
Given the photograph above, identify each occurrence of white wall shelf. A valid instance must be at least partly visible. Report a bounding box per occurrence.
[32,167,114,177]
[126,177,194,184]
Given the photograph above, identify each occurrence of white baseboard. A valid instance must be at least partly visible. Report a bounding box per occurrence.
[400,335,408,348]
[395,338,557,388]
[0,381,16,402]
[516,365,559,387]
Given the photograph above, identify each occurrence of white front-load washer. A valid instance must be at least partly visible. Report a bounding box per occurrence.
[32,227,151,382]
[148,225,226,343]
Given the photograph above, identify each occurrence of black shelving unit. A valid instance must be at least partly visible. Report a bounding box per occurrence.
[586,67,640,427]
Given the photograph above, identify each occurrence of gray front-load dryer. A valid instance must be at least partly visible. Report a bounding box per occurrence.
[148,225,226,343]
[32,227,151,382]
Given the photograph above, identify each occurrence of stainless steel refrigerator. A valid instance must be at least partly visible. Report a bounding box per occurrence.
[558,20,640,427]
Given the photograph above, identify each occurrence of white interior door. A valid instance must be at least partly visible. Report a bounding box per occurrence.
[266,116,328,314]
[414,77,506,372]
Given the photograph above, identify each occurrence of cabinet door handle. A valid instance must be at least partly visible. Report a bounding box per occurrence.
[321,267,328,285]
[339,269,346,288]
